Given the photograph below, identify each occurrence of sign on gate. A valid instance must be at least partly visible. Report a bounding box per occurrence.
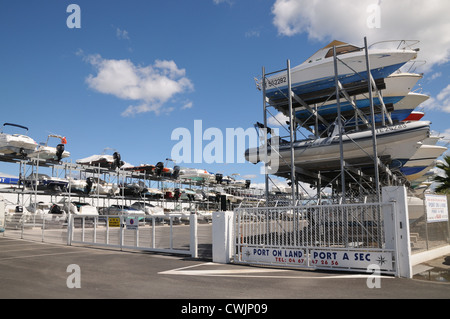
[241,247,307,266]
[310,249,394,271]
[126,217,139,230]
[108,217,121,227]
[240,247,394,271]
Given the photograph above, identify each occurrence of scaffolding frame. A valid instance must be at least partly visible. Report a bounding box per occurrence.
[260,37,406,204]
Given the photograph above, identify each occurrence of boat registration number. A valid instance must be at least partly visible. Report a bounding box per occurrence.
[266,76,287,87]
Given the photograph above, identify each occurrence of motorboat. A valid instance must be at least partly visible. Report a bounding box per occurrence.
[88,177,119,196]
[294,73,423,123]
[66,177,87,194]
[407,196,425,220]
[144,187,164,199]
[0,173,20,190]
[4,203,31,225]
[76,151,126,169]
[58,199,98,216]
[0,123,37,156]
[119,181,148,197]
[265,40,419,101]
[180,188,203,201]
[130,201,164,215]
[400,144,447,181]
[245,120,431,172]
[401,111,425,122]
[99,205,145,219]
[124,164,155,174]
[27,201,68,223]
[27,134,70,161]
[312,92,430,131]
[179,167,212,182]
[24,173,69,192]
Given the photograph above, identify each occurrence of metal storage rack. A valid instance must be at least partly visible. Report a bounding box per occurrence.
[258,37,407,204]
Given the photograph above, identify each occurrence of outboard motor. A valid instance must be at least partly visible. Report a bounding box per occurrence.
[85,177,93,194]
[55,144,65,161]
[154,162,164,177]
[245,180,251,189]
[215,173,223,184]
[172,166,180,179]
[112,152,124,169]
[174,188,180,201]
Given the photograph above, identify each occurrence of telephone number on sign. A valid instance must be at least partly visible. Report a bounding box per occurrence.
[311,259,339,266]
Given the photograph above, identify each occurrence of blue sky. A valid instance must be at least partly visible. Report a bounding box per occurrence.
[1,0,449,188]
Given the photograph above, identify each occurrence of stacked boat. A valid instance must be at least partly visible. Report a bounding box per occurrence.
[246,39,447,187]
[0,123,69,161]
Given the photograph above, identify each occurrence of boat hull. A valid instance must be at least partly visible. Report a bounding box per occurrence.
[245,121,430,172]
[266,50,418,99]
[295,73,423,122]
[0,134,37,155]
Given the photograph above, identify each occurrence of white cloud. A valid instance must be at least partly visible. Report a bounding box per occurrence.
[213,0,233,5]
[271,0,450,71]
[181,101,193,110]
[83,54,193,116]
[268,112,289,127]
[116,28,130,40]
[245,29,261,38]
[421,84,450,113]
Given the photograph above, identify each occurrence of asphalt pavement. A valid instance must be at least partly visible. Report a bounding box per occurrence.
[0,236,449,306]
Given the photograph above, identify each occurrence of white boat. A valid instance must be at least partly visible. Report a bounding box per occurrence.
[0,123,37,156]
[66,177,87,194]
[100,205,145,217]
[76,151,128,169]
[245,121,430,172]
[27,201,68,222]
[179,168,212,182]
[294,73,424,123]
[144,187,164,199]
[27,134,70,161]
[401,144,447,181]
[130,201,164,216]
[58,199,98,216]
[24,173,69,192]
[87,177,119,196]
[265,40,418,100]
[407,196,425,220]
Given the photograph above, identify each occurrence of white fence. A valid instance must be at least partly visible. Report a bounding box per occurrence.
[68,214,198,257]
[2,207,199,258]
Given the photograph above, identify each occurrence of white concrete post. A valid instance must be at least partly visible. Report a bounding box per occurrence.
[190,212,198,258]
[382,186,412,278]
[212,211,234,263]
[0,196,5,233]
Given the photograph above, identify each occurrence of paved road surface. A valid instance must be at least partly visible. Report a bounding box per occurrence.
[1,236,449,307]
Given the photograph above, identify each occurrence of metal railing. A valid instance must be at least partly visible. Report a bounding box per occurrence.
[235,203,386,249]
[68,213,198,257]
[234,202,397,274]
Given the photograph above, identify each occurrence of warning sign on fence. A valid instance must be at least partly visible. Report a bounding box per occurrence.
[126,217,139,230]
[108,217,121,227]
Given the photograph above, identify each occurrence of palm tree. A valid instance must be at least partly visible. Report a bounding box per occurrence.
[434,155,450,194]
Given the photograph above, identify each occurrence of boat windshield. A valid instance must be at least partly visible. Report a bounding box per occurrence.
[324,45,361,58]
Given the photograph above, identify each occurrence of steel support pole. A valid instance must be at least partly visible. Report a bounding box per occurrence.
[364,37,381,200]
[287,60,296,206]
[262,67,269,204]
[333,47,346,202]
